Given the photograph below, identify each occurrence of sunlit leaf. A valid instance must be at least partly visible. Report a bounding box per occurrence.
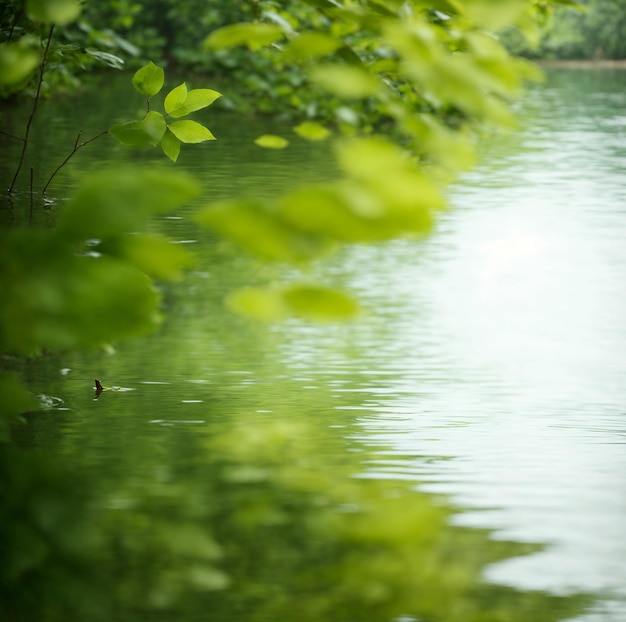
[165,85,222,118]
[309,64,383,98]
[132,61,164,96]
[26,0,81,24]
[161,128,181,162]
[204,23,284,51]
[254,134,289,149]
[164,82,188,116]
[168,120,216,143]
[293,121,331,141]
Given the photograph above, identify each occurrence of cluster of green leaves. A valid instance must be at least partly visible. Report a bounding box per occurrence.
[191,0,569,320]
[109,61,221,161]
[1,169,198,355]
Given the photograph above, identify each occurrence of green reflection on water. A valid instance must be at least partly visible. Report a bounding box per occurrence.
[9,391,588,622]
[1,72,594,621]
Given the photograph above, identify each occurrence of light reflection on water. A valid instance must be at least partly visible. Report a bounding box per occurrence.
[275,70,626,618]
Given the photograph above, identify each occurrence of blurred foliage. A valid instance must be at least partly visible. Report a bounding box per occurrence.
[0,0,138,98]
[504,0,626,59]
[0,1,595,621]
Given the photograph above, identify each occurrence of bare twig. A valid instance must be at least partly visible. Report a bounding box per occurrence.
[8,24,55,194]
[42,129,109,195]
[0,130,25,142]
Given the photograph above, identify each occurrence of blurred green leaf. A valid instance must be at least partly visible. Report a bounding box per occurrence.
[293,121,331,141]
[281,284,360,321]
[57,168,200,242]
[282,32,342,60]
[226,287,288,321]
[0,230,162,353]
[204,23,284,51]
[0,41,39,86]
[132,61,164,96]
[254,134,289,149]
[102,233,196,281]
[168,120,216,143]
[227,283,359,322]
[25,0,81,24]
[195,199,333,262]
[309,64,383,98]
[460,0,527,31]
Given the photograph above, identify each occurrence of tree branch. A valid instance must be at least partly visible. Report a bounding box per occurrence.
[42,129,109,195]
[8,24,55,194]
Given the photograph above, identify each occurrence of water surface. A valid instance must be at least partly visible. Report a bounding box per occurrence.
[2,68,625,621]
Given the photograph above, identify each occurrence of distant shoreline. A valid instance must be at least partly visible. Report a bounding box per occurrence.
[537,59,626,68]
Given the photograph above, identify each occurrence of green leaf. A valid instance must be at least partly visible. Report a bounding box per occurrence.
[57,168,200,242]
[132,61,164,96]
[0,41,39,86]
[165,84,222,118]
[26,0,81,24]
[164,82,188,116]
[142,111,167,145]
[281,284,360,321]
[309,64,383,98]
[102,233,195,281]
[254,135,289,149]
[168,120,216,143]
[161,129,181,162]
[195,199,333,262]
[109,111,166,148]
[109,120,152,147]
[204,23,284,51]
[85,49,124,69]
[282,32,342,61]
[226,284,359,322]
[293,122,331,141]
[459,0,526,31]
[226,287,288,321]
[0,230,162,353]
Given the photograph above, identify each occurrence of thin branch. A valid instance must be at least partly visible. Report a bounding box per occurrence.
[8,24,55,194]
[7,6,25,42]
[42,129,108,195]
[0,130,25,142]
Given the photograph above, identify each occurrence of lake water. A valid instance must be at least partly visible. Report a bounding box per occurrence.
[2,68,625,621]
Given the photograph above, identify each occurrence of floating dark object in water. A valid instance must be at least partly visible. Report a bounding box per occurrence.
[94,378,134,399]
